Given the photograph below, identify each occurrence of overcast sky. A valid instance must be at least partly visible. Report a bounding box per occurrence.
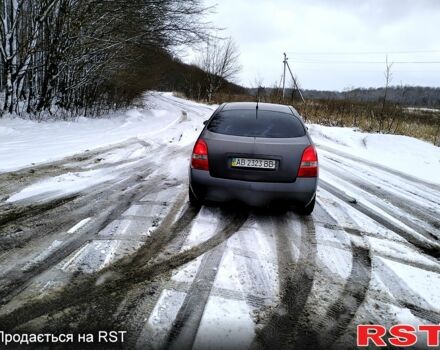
[187,0,440,91]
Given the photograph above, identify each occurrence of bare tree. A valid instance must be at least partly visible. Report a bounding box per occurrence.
[379,56,393,131]
[250,74,264,102]
[198,37,241,102]
[382,56,393,110]
[0,0,211,118]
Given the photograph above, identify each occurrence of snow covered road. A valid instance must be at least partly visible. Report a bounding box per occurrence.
[0,92,439,349]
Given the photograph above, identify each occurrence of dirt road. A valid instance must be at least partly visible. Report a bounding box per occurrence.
[0,93,439,349]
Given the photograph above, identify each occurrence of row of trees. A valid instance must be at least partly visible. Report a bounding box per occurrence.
[0,0,211,118]
[300,86,440,108]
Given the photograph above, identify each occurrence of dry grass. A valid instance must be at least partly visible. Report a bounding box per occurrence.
[207,91,440,146]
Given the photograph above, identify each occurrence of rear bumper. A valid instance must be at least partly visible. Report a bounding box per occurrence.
[189,168,318,207]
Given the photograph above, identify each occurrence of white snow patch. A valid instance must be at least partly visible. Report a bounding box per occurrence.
[193,296,255,350]
[315,225,353,280]
[21,240,63,271]
[7,169,119,203]
[138,289,187,349]
[67,218,91,234]
[377,257,440,313]
[320,171,432,245]
[309,124,440,185]
[58,239,142,273]
[0,126,18,136]
[171,255,204,284]
[213,248,242,292]
[181,207,222,250]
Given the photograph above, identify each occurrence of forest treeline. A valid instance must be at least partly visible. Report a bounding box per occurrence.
[0,0,244,119]
[250,86,440,108]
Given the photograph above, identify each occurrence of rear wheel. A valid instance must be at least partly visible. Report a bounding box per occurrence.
[297,196,315,215]
[189,186,203,207]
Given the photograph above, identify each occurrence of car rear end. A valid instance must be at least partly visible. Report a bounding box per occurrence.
[189,103,318,211]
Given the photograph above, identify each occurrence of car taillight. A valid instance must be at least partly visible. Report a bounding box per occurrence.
[191,139,209,171]
[298,145,318,177]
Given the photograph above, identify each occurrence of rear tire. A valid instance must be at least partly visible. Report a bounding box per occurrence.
[189,186,202,207]
[297,196,315,215]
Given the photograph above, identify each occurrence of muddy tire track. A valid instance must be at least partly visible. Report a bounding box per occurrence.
[317,200,440,338]
[320,180,440,259]
[317,144,440,193]
[375,258,440,325]
[0,195,190,330]
[321,164,440,233]
[302,202,373,348]
[321,153,440,209]
[254,215,317,349]
[0,159,156,252]
[163,209,249,349]
[117,205,204,349]
[0,195,79,230]
[123,198,197,270]
[0,208,248,335]
[165,245,226,349]
[46,196,196,339]
[317,245,371,348]
[0,138,151,201]
[129,209,249,349]
[0,171,165,305]
[316,221,440,274]
[154,94,213,117]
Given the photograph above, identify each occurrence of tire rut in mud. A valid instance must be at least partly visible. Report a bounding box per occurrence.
[0,171,164,305]
[128,208,248,349]
[49,197,198,342]
[165,245,226,349]
[315,245,371,349]
[320,180,440,259]
[316,220,440,274]
[0,162,155,252]
[0,138,151,201]
[0,195,79,235]
[0,192,191,330]
[154,94,212,117]
[317,144,440,193]
[254,215,317,349]
[0,207,248,341]
[118,204,206,349]
[375,258,440,325]
[164,209,249,349]
[321,164,440,239]
[0,195,81,260]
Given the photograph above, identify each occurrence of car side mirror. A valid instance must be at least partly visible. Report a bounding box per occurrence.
[203,120,208,125]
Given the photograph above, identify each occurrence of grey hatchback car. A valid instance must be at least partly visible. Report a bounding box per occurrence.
[189,102,318,214]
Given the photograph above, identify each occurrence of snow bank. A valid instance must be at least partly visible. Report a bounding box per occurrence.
[309,124,440,185]
[0,92,213,173]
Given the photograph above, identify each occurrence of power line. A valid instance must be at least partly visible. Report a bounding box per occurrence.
[292,68,440,72]
[291,60,440,64]
[286,49,440,55]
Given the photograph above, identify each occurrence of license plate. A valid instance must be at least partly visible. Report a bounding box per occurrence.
[231,158,277,169]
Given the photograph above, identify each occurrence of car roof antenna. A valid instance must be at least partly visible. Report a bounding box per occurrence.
[256,100,259,109]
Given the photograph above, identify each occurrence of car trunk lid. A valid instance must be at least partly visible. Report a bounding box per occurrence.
[205,131,310,183]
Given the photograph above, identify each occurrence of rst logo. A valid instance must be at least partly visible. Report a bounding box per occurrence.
[357,325,440,347]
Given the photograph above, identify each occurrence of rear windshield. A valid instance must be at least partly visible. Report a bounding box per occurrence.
[207,110,306,138]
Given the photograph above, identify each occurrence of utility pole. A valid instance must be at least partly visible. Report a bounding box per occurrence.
[281,53,305,103]
[282,52,287,99]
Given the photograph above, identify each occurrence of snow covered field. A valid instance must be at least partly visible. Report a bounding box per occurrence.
[0,92,439,349]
